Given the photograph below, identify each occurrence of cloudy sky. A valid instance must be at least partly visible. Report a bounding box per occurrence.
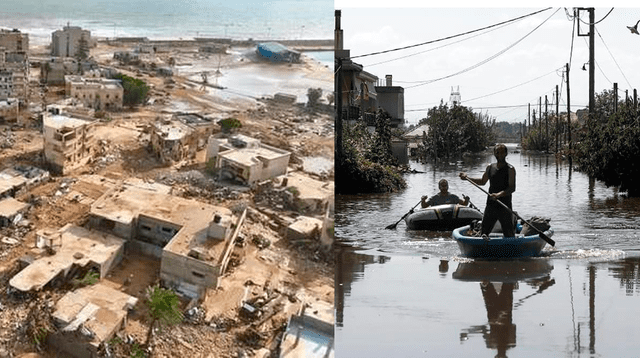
[336,2,640,125]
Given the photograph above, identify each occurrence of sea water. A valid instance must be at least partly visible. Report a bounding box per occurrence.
[0,0,333,46]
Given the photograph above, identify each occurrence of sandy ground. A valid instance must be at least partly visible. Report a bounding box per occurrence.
[0,39,334,357]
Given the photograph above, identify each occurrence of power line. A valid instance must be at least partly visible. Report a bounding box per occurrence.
[404,8,561,89]
[363,21,512,68]
[595,27,633,89]
[465,68,563,103]
[577,7,614,26]
[350,7,552,59]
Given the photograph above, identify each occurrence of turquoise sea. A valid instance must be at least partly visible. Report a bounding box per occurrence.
[0,0,333,46]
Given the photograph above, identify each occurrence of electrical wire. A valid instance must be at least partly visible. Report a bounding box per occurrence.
[404,8,561,89]
[363,21,513,68]
[582,37,612,85]
[465,68,563,103]
[595,27,633,89]
[576,7,614,26]
[349,7,552,60]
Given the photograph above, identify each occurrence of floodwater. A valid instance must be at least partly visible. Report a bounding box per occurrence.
[335,144,640,357]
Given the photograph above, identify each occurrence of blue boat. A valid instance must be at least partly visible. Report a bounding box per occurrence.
[452,225,554,258]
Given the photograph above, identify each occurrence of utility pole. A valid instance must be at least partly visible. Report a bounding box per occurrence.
[589,8,595,123]
[528,103,531,129]
[336,57,343,179]
[566,63,572,165]
[613,82,618,113]
[556,85,560,154]
[545,95,548,152]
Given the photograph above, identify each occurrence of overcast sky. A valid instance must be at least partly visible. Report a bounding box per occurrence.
[336,3,640,125]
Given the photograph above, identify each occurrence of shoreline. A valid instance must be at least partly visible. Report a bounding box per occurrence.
[97,36,334,51]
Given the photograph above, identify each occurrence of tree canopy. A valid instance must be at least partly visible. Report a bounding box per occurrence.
[113,73,149,107]
[576,89,640,196]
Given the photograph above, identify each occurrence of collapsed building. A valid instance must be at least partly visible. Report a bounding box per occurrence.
[0,164,50,198]
[205,134,291,185]
[0,97,18,123]
[41,57,100,85]
[65,75,124,110]
[149,113,216,164]
[42,105,97,174]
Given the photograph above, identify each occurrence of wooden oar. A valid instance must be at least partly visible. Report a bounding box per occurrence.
[463,177,555,246]
[385,200,422,230]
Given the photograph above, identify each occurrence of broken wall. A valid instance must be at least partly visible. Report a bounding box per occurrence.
[160,250,220,299]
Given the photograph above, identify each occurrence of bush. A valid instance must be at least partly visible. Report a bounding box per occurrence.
[113,73,149,107]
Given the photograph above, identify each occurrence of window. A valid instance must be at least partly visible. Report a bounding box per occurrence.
[161,227,173,234]
[192,271,205,279]
[141,225,152,231]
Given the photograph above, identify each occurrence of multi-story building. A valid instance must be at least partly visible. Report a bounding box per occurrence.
[51,24,91,58]
[0,29,28,53]
[42,105,97,174]
[64,75,123,110]
[0,29,29,103]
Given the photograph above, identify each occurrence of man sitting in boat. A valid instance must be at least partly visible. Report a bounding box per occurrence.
[421,179,470,208]
[459,143,516,237]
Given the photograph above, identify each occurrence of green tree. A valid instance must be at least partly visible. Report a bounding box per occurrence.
[576,89,640,196]
[218,117,242,133]
[337,119,406,194]
[418,102,493,160]
[113,73,149,107]
[144,285,183,347]
[75,34,90,61]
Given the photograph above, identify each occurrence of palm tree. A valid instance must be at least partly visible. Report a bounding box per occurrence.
[144,284,183,347]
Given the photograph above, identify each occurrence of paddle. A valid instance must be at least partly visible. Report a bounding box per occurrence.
[463,177,556,246]
[385,200,422,230]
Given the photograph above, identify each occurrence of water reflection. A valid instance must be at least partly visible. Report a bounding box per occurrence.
[453,260,555,358]
[608,257,640,296]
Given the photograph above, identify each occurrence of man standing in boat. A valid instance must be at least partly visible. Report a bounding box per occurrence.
[421,179,470,208]
[459,143,516,237]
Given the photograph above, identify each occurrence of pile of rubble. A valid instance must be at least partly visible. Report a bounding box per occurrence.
[253,180,299,212]
[0,128,15,149]
[94,140,123,168]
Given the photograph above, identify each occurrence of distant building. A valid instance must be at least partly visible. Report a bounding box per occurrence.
[375,75,405,128]
[51,24,91,57]
[256,42,301,63]
[205,134,291,185]
[149,113,215,164]
[0,28,29,53]
[64,75,123,110]
[42,105,97,174]
[450,86,461,106]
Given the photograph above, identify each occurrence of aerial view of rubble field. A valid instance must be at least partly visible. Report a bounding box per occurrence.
[0,1,334,357]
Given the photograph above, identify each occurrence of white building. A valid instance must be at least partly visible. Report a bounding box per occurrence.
[51,25,91,58]
[65,75,123,110]
[42,105,97,174]
[205,134,291,185]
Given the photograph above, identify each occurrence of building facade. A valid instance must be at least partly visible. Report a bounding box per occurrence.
[51,25,91,58]
[42,105,97,174]
[65,75,123,110]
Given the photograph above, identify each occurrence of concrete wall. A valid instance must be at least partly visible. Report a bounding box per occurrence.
[0,30,28,53]
[52,27,90,57]
[137,214,182,247]
[160,249,220,299]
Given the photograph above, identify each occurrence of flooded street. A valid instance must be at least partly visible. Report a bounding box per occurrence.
[335,145,640,357]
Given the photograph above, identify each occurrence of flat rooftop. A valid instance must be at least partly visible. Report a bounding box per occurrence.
[0,197,29,218]
[9,224,125,292]
[90,181,234,260]
[221,146,288,166]
[44,113,92,129]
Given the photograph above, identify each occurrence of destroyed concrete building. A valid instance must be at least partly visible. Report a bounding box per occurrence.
[10,224,126,292]
[64,75,124,110]
[0,196,29,227]
[50,283,138,358]
[149,113,215,164]
[87,180,244,299]
[0,28,28,52]
[206,134,291,185]
[51,24,92,57]
[0,164,50,199]
[0,97,18,123]
[43,105,97,174]
[41,57,99,85]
